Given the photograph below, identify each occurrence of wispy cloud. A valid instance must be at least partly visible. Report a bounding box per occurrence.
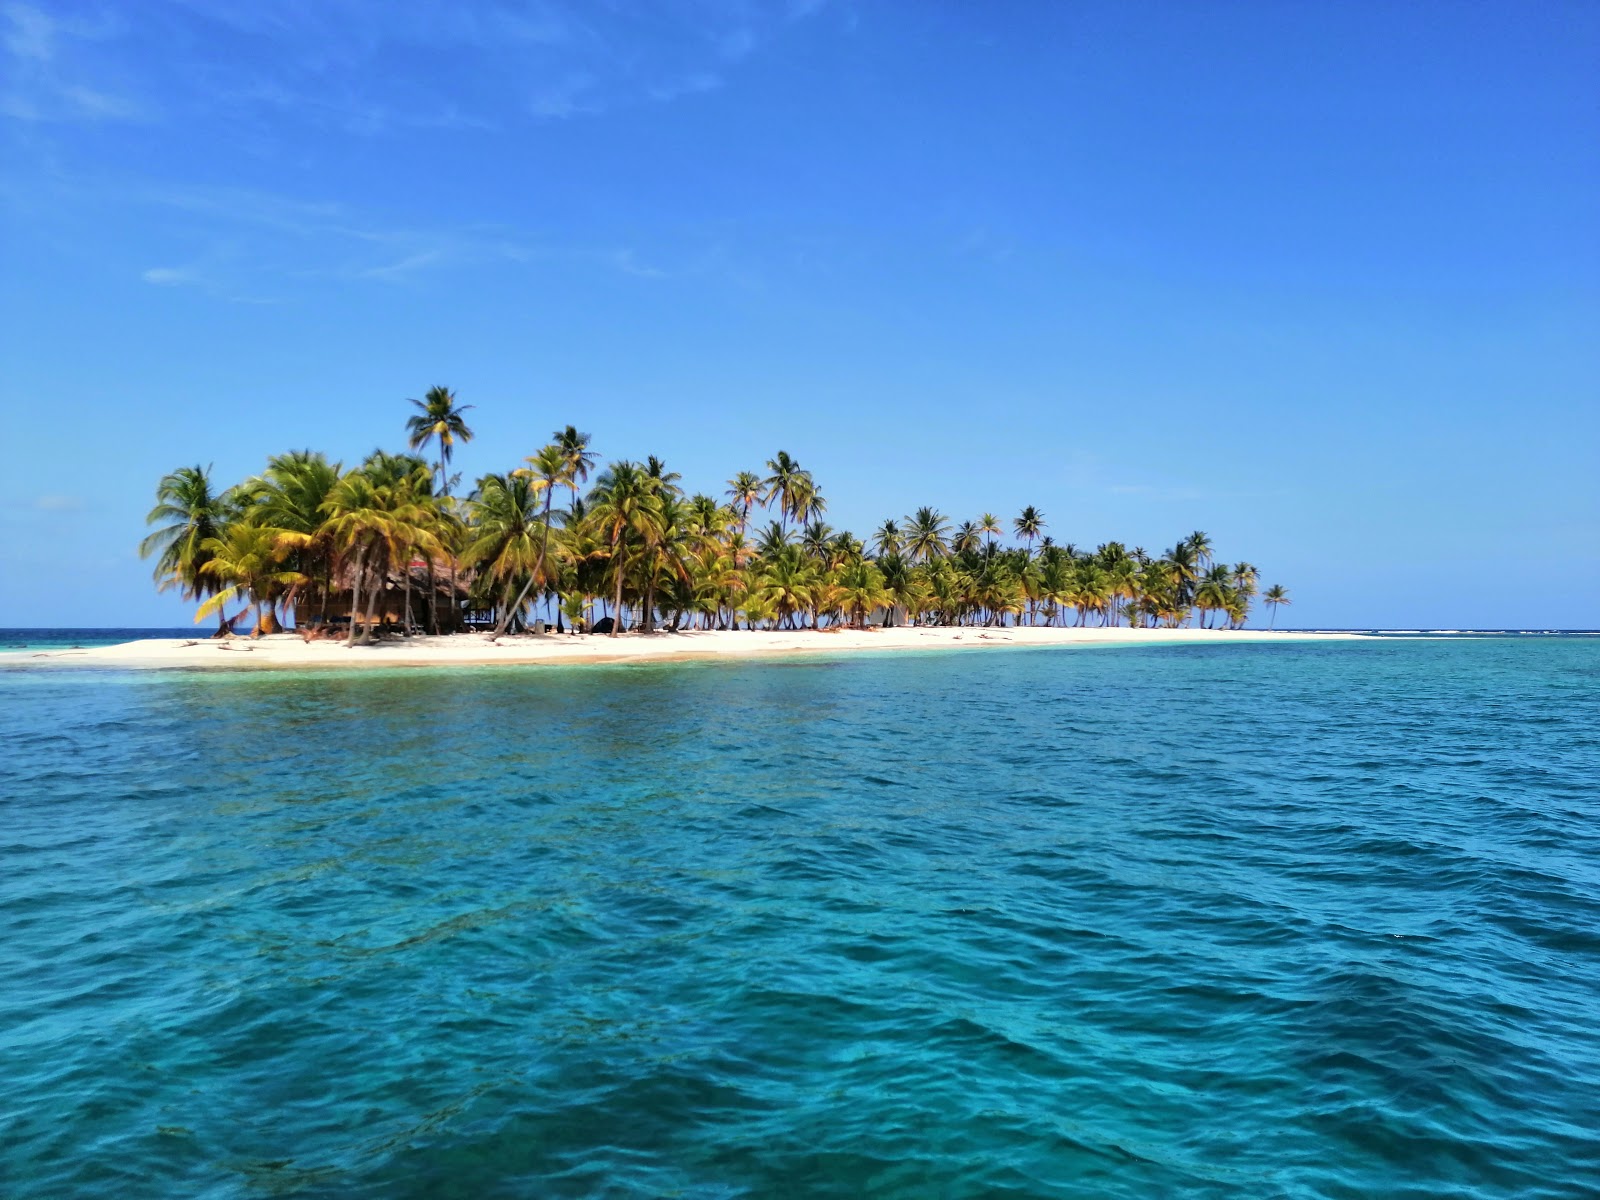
[355,249,445,282]
[34,493,86,512]
[1,2,141,122]
[528,71,598,120]
[607,248,667,279]
[77,179,702,294]
[4,0,842,133]
[3,2,53,60]
[647,71,722,104]
[953,226,1016,264]
[141,265,200,286]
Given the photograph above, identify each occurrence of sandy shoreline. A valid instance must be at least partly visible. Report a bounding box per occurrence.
[5,626,1363,672]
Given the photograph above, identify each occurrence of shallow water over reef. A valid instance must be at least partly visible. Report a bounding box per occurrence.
[2,637,1598,1197]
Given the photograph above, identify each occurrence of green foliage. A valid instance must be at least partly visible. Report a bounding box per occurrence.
[141,392,1286,637]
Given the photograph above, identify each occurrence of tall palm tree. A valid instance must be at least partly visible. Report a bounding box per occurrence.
[1194,565,1233,629]
[464,473,544,633]
[587,461,664,636]
[320,471,390,646]
[493,442,573,636]
[406,390,476,630]
[903,507,950,563]
[554,426,596,494]
[1013,506,1045,557]
[250,451,341,630]
[800,519,835,563]
[1263,584,1291,629]
[726,471,763,534]
[871,518,903,558]
[405,386,475,497]
[645,455,683,492]
[952,521,982,555]
[979,513,1003,551]
[761,451,812,535]
[141,465,237,635]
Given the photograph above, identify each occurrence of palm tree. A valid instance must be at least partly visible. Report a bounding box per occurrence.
[755,519,792,558]
[493,442,573,636]
[800,519,835,563]
[554,426,596,494]
[1194,565,1233,629]
[871,518,903,558]
[645,455,682,492]
[250,451,341,630]
[1013,506,1045,556]
[726,471,763,534]
[755,548,817,630]
[761,451,812,534]
[587,461,664,636]
[319,471,389,645]
[1263,584,1291,629]
[193,523,308,638]
[141,465,237,635]
[952,521,982,555]
[464,473,544,633]
[904,507,950,563]
[405,386,475,497]
[979,513,1003,551]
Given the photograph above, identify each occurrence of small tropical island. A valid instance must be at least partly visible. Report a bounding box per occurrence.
[87,387,1319,669]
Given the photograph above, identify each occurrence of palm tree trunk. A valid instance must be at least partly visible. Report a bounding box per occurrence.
[362,564,382,644]
[610,546,626,636]
[346,545,366,647]
[427,560,438,635]
[403,548,413,636]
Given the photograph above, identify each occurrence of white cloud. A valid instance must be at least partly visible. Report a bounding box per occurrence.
[356,249,444,282]
[142,265,199,286]
[607,248,666,279]
[1,3,140,122]
[3,2,54,60]
[527,72,596,119]
[35,493,85,511]
[648,72,722,104]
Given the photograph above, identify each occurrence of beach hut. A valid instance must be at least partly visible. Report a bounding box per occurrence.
[293,560,473,634]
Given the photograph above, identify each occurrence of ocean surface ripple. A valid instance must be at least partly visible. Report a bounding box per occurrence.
[2,637,1598,1198]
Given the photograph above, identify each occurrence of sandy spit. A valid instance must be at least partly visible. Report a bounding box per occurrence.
[7,626,1365,672]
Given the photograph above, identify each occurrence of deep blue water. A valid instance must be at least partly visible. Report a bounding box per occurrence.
[2,637,1598,1198]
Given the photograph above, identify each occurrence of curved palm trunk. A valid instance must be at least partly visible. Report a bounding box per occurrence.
[361,559,382,644]
[610,544,626,637]
[495,492,557,638]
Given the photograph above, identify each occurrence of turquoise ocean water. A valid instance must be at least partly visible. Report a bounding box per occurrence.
[2,636,1597,1197]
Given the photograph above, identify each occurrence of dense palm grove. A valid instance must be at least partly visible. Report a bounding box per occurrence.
[141,388,1292,642]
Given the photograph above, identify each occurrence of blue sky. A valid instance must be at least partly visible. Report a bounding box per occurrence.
[2,0,1596,628]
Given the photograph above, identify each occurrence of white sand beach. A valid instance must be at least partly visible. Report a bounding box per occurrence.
[11,626,1362,671]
